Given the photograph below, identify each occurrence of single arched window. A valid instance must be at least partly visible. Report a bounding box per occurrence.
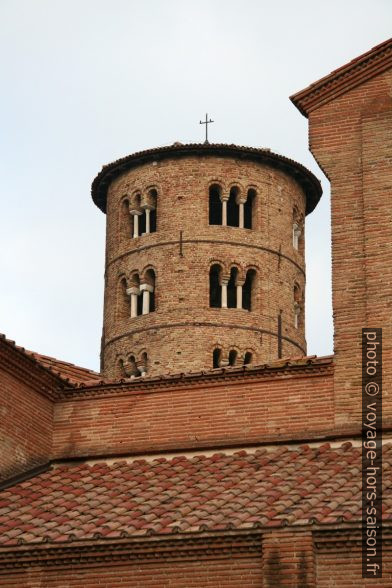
[209,264,222,307]
[227,187,239,227]
[228,349,238,366]
[209,185,222,225]
[213,348,222,368]
[118,277,129,320]
[140,352,148,376]
[143,188,157,234]
[294,283,301,328]
[120,199,133,241]
[244,189,255,229]
[243,269,256,311]
[293,207,302,250]
[141,269,156,314]
[227,267,238,308]
[244,351,253,365]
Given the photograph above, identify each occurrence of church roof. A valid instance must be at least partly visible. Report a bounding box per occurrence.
[291,38,392,117]
[0,441,390,548]
[91,143,322,215]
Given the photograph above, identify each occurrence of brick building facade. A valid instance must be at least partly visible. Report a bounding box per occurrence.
[0,39,391,586]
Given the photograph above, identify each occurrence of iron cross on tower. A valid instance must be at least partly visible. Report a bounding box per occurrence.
[199,113,214,144]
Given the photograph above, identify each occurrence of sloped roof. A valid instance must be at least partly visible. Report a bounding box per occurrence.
[91,143,322,215]
[0,334,102,387]
[291,38,392,117]
[0,441,390,547]
[26,351,102,386]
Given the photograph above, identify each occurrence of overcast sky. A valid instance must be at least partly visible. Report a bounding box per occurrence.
[0,1,390,371]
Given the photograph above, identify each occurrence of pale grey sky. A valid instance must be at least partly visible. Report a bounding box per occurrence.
[1,0,390,371]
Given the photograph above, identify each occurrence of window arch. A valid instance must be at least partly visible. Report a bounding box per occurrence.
[120,198,133,241]
[227,267,238,308]
[293,283,302,328]
[117,277,130,320]
[141,269,156,314]
[228,349,238,366]
[212,348,222,369]
[293,207,303,250]
[209,184,222,225]
[243,269,256,311]
[209,264,222,308]
[244,351,253,365]
[227,186,239,227]
[244,189,256,229]
[141,188,157,234]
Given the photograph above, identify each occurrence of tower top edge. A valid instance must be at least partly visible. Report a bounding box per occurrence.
[91,142,322,215]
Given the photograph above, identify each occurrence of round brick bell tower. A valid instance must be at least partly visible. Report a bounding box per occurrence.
[92,143,322,379]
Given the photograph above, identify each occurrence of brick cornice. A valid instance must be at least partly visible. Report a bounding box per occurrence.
[291,38,392,117]
[0,532,262,570]
[91,143,322,215]
[59,357,333,399]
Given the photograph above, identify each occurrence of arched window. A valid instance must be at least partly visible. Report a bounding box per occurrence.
[227,187,239,227]
[148,189,157,234]
[228,350,238,366]
[209,264,222,307]
[244,189,255,229]
[141,269,156,314]
[227,267,238,308]
[213,348,221,369]
[293,207,302,250]
[120,199,133,241]
[127,273,142,318]
[139,352,148,376]
[118,277,129,320]
[244,351,253,365]
[294,283,301,328]
[243,269,256,311]
[209,185,222,225]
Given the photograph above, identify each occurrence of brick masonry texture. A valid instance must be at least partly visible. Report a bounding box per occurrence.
[52,363,334,459]
[300,68,392,425]
[100,150,317,378]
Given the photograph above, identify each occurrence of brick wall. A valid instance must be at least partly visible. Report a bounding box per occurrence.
[53,368,334,459]
[0,367,53,480]
[305,70,392,424]
[316,548,392,586]
[101,153,311,378]
[0,557,263,587]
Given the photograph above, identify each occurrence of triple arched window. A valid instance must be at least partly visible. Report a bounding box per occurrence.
[212,347,253,368]
[119,351,149,378]
[118,269,156,320]
[209,185,255,229]
[210,264,256,310]
[122,188,158,239]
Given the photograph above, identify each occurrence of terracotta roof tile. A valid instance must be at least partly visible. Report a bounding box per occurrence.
[1,441,391,547]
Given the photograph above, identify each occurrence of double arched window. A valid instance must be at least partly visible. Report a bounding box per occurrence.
[209,264,256,310]
[209,185,255,229]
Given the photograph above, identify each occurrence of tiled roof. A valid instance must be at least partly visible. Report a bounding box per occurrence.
[26,351,102,386]
[1,441,391,547]
[91,143,322,215]
[0,334,102,386]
